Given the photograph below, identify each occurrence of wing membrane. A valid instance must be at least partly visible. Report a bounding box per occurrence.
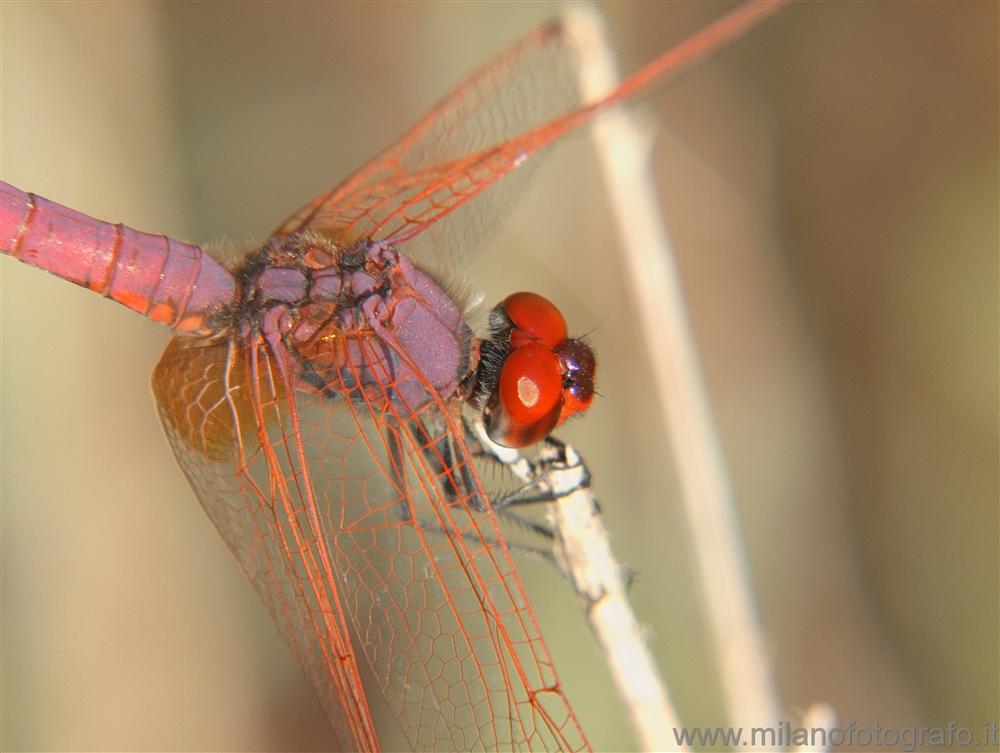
[270,20,584,261]
[271,0,789,261]
[152,332,588,752]
[152,336,380,751]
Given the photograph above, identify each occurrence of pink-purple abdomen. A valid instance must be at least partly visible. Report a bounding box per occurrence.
[1,180,235,333]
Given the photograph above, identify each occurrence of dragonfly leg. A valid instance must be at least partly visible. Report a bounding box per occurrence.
[461,414,594,512]
[385,420,415,522]
[382,415,488,521]
[481,433,640,591]
[384,416,561,567]
[388,415,621,582]
[454,414,607,559]
[497,437,594,511]
[407,418,484,509]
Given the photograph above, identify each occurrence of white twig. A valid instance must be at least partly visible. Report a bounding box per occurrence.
[563,0,783,734]
[547,451,688,753]
[469,420,687,752]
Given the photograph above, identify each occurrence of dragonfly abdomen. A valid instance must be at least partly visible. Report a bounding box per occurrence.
[0,180,235,333]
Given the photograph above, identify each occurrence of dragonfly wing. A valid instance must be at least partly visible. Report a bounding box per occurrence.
[311,330,590,753]
[270,20,586,260]
[152,336,380,753]
[152,333,590,752]
[272,1,790,259]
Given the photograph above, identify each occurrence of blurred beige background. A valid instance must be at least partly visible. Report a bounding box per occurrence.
[1,2,996,751]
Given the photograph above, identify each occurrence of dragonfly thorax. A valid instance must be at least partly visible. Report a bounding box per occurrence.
[234,234,474,413]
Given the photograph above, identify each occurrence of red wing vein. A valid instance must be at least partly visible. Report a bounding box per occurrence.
[250,340,378,748]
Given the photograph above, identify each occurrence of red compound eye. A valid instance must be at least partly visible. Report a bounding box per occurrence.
[485,341,563,448]
[503,291,567,348]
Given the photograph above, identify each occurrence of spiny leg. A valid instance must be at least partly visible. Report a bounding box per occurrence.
[385,419,415,522]
[458,415,639,588]
[462,414,595,514]
[385,414,562,566]
[409,417,484,511]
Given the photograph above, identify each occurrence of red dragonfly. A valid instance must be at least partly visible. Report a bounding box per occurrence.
[1,3,785,750]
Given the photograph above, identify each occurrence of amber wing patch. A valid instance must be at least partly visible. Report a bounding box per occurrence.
[152,336,285,461]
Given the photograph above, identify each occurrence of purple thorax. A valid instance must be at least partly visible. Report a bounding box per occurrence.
[237,235,473,411]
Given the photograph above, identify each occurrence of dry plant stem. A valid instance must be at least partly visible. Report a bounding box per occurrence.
[563,0,783,732]
[547,452,689,753]
[469,420,686,752]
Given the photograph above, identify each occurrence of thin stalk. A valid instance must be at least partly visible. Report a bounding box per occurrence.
[563,0,783,733]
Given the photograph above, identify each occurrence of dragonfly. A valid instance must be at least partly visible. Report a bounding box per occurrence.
[1,2,786,750]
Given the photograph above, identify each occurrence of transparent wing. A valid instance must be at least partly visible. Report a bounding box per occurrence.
[152,333,589,753]
[270,20,585,260]
[270,1,788,260]
[152,337,381,752]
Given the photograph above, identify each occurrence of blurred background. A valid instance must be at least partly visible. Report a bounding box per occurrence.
[1,2,996,751]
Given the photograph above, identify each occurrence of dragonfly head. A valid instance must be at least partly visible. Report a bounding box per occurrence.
[471,292,596,448]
